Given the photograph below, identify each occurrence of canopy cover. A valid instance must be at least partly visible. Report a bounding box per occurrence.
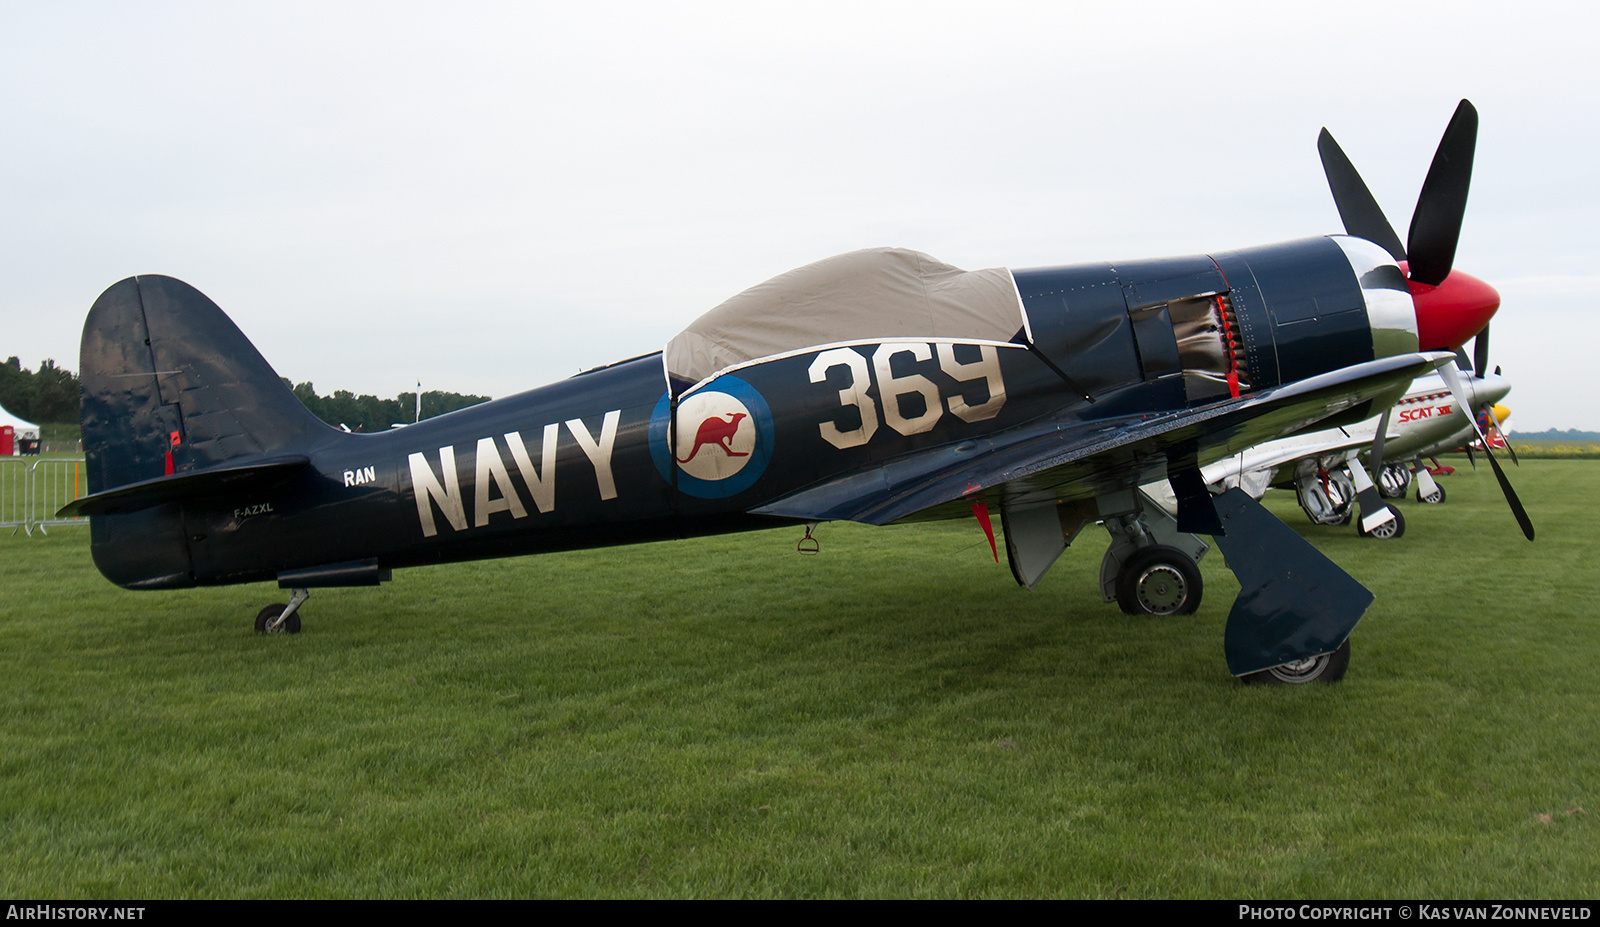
[665,247,1026,390]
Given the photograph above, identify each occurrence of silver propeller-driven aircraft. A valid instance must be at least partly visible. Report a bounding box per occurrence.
[1154,365,1513,540]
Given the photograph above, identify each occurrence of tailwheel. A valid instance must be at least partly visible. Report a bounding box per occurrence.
[1242,639,1351,685]
[254,605,300,634]
[1114,545,1203,616]
[1358,505,1405,540]
[254,588,308,634]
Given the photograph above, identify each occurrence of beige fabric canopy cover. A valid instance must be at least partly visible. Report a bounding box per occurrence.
[665,247,1026,388]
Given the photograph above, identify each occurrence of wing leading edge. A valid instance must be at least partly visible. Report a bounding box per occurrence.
[753,352,1454,525]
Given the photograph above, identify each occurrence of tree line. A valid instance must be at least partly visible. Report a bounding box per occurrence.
[285,380,491,431]
[0,357,79,424]
[0,356,488,430]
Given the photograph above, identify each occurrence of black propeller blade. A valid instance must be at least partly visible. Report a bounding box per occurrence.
[1406,100,1479,286]
[1439,361,1532,540]
[1459,327,1520,467]
[1317,99,1479,287]
[1318,129,1407,262]
[1480,439,1533,540]
[1481,400,1521,466]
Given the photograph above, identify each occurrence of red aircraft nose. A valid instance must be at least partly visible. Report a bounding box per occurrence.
[1400,261,1500,351]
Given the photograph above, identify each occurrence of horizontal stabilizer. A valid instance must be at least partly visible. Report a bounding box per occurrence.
[57,455,310,518]
[1212,488,1374,676]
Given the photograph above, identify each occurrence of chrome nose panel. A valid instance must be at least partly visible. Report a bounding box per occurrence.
[1332,235,1419,360]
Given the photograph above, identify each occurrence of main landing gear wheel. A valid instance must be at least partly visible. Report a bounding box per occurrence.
[1418,484,1446,504]
[1114,545,1203,616]
[1358,505,1405,540]
[1242,639,1351,685]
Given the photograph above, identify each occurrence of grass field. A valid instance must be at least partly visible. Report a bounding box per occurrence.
[0,461,1596,898]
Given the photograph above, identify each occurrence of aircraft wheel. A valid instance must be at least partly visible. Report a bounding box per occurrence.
[1378,464,1412,499]
[1358,506,1405,540]
[1417,484,1446,504]
[255,604,302,634]
[1298,471,1355,526]
[1242,639,1351,685]
[1114,545,1203,616]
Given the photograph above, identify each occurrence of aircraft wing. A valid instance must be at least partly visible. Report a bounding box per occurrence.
[753,352,1451,525]
[1198,418,1398,489]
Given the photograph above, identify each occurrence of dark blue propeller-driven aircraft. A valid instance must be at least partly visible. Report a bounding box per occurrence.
[62,100,1529,684]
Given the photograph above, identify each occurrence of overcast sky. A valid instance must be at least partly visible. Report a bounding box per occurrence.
[2,1,1595,429]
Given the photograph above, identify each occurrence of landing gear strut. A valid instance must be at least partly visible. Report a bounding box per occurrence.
[255,588,308,634]
[1096,487,1210,616]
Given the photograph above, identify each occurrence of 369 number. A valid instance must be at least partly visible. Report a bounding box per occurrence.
[807,343,1007,450]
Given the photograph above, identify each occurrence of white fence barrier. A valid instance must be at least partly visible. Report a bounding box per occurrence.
[0,458,27,531]
[1,457,88,535]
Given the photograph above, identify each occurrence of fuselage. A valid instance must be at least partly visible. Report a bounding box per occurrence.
[90,235,1422,589]
[1375,370,1511,461]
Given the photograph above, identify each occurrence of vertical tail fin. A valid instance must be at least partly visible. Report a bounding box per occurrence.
[81,275,330,489]
[79,275,332,587]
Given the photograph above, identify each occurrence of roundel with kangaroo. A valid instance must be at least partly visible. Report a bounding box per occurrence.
[648,376,775,498]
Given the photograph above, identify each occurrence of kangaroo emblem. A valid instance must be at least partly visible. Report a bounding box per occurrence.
[677,413,748,464]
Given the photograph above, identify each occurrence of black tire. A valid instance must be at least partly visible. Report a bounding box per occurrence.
[1417,483,1445,504]
[1242,638,1351,685]
[254,604,302,634]
[1114,545,1203,616]
[1358,505,1405,540]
